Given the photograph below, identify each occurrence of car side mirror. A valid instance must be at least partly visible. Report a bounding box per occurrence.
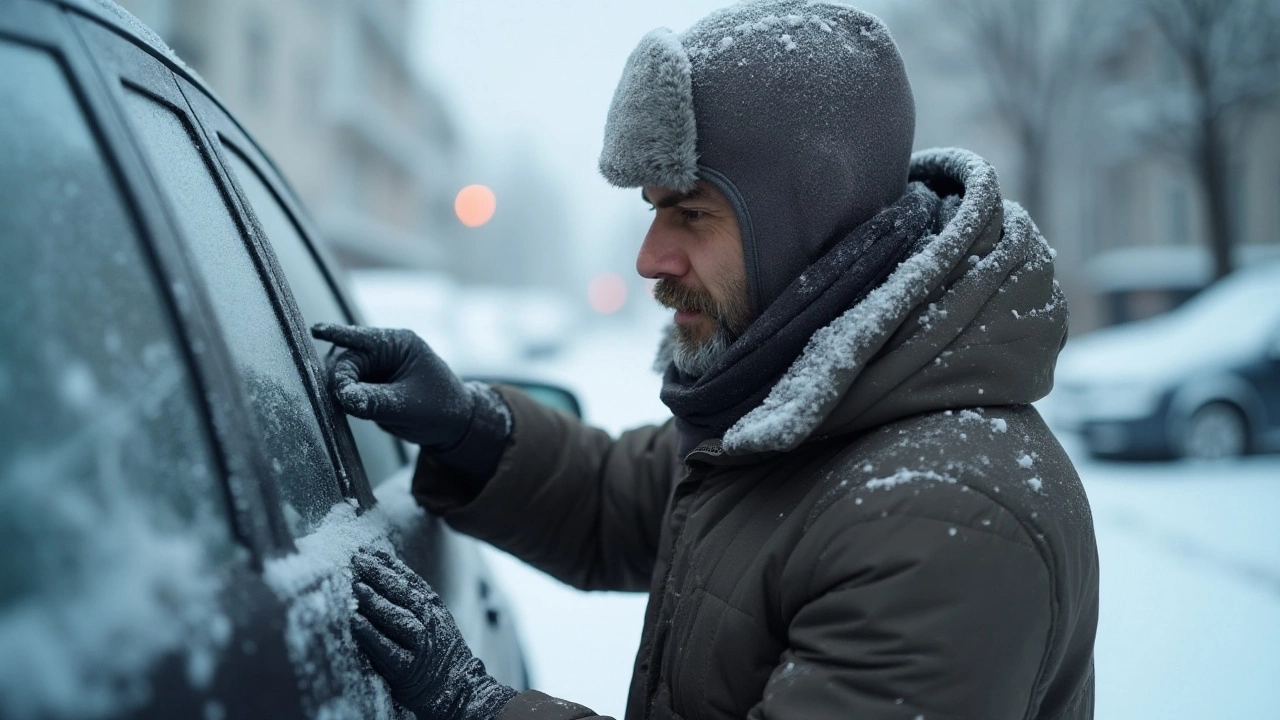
[466,378,583,419]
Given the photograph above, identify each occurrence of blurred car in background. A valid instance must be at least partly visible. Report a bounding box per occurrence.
[1053,262,1280,460]
[0,1,527,718]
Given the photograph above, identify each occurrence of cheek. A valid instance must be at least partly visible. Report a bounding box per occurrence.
[709,227,747,297]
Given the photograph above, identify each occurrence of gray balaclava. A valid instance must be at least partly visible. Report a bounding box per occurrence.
[600,1,915,314]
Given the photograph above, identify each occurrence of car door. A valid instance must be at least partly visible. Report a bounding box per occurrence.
[65,8,420,719]
[0,3,303,719]
[179,77,529,689]
[1248,323,1280,448]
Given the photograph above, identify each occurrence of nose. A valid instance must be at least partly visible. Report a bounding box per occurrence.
[636,218,690,280]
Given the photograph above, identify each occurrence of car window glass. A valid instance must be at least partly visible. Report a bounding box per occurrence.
[120,86,341,537]
[0,42,233,617]
[220,143,404,485]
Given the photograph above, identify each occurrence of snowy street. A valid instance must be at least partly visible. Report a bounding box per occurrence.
[1077,444,1280,718]
[473,317,1280,719]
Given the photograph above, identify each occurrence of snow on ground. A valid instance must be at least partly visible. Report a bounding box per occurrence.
[1064,434,1280,719]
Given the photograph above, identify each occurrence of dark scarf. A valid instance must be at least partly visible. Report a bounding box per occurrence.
[660,183,943,456]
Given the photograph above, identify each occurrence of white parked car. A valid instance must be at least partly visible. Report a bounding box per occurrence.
[1052,262,1280,460]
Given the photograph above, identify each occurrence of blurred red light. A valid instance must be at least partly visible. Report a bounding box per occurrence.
[455,184,496,227]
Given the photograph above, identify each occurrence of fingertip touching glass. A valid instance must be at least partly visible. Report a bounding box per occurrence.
[219,143,405,486]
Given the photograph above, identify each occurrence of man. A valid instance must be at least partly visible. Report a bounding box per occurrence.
[313,2,1100,719]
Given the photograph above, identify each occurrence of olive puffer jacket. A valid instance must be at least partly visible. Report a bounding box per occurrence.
[414,149,1099,720]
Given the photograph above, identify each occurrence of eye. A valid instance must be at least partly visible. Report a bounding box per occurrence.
[681,208,707,222]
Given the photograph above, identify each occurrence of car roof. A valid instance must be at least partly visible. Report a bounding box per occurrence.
[43,0,300,205]
[1058,261,1280,384]
[50,0,208,89]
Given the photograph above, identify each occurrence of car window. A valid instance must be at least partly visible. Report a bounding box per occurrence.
[0,42,233,611]
[220,142,405,485]
[120,86,342,537]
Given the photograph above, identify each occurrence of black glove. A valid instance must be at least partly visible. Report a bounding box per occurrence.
[311,324,474,450]
[350,549,518,720]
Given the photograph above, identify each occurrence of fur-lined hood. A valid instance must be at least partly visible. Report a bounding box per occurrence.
[717,147,1069,454]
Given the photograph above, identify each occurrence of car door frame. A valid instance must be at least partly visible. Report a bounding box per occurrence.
[177,78,404,498]
[164,33,538,688]
[13,0,527,703]
[65,0,393,552]
[178,80,383,507]
[151,19,536,689]
[1,3,310,718]
[63,6,409,716]
[5,0,294,557]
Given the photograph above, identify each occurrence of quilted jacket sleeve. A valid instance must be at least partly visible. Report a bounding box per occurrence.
[412,385,680,593]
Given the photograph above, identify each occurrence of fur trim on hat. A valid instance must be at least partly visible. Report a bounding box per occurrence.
[599,29,699,192]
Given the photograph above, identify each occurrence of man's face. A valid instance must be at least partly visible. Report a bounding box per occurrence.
[638,181,753,377]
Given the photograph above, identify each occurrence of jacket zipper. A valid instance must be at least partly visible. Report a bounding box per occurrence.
[642,464,709,718]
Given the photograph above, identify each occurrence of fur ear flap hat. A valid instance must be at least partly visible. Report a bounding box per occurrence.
[600,0,916,315]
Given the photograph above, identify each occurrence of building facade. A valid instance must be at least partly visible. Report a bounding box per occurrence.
[119,0,460,270]
[884,0,1279,329]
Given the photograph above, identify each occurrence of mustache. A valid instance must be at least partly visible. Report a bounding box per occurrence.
[652,279,721,317]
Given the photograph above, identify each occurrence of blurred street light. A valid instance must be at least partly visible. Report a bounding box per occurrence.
[588,272,628,314]
[455,184,497,227]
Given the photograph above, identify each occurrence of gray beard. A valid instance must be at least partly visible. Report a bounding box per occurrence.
[663,320,737,378]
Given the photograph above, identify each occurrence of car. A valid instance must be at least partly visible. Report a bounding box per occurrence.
[1052,261,1280,460]
[0,1,529,718]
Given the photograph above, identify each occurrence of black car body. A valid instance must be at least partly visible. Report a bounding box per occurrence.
[0,1,527,717]
[1052,262,1280,460]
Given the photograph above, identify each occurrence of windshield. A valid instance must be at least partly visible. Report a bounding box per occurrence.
[1162,264,1280,348]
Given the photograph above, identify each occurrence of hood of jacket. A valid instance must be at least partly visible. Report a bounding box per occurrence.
[719,147,1069,455]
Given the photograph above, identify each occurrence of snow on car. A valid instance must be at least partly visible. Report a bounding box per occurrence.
[0,2,527,718]
[1052,261,1280,459]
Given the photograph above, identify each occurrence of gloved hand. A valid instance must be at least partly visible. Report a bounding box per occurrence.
[311,323,474,450]
[350,549,518,720]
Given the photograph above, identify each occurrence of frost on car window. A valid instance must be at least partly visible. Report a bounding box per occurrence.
[264,502,411,720]
[221,144,405,486]
[0,43,232,719]
[121,87,342,537]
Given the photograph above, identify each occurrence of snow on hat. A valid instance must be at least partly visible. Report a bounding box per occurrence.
[600,0,915,314]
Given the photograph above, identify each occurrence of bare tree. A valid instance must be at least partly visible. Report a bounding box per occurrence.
[1127,0,1280,280]
[934,0,1106,227]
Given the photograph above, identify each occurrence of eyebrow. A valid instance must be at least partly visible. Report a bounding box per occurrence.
[641,186,707,209]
